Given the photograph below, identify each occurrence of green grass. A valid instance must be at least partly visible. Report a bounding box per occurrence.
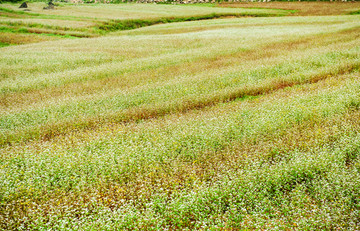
[0,41,10,47]
[0,7,35,15]
[0,3,293,42]
[0,3,360,230]
[350,9,360,15]
[0,25,88,38]
[98,11,286,32]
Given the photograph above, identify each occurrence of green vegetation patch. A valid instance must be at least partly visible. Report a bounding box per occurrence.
[0,25,82,39]
[0,6,40,16]
[0,42,10,47]
[98,12,287,32]
[0,20,77,32]
[349,9,360,15]
[0,6,96,21]
[0,25,28,33]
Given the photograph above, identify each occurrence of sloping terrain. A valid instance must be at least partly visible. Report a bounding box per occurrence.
[0,2,290,45]
[0,3,360,230]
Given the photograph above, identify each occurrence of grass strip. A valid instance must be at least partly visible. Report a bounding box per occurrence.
[0,42,10,47]
[0,26,89,38]
[98,12,287,32]
[349,10,360,15]
[0,6,40,16]
[0,6,96,21]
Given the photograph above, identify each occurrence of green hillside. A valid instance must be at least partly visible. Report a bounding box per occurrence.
[1,2,360,230]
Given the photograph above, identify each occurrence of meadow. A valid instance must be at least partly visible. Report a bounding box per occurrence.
[0,2,290,45]
[1,1,360,230]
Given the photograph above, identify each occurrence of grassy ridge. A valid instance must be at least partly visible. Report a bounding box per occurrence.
[98,11,287,32]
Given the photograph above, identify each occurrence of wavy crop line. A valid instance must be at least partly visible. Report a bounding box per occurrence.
[1,25,358,103]
[1,61,359,147]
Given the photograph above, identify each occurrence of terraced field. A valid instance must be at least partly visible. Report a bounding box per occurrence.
[1,2,360,230]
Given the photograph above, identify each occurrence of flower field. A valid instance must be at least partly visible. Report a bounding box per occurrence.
[1,2,360,229]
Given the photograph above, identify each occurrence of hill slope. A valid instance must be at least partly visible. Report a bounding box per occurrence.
[1,4,360,230]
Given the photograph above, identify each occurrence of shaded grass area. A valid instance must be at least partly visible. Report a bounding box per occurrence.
[350,9,360,15]
[98,11,287,32]
[0,41,9,47]
[0,26,83,38]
